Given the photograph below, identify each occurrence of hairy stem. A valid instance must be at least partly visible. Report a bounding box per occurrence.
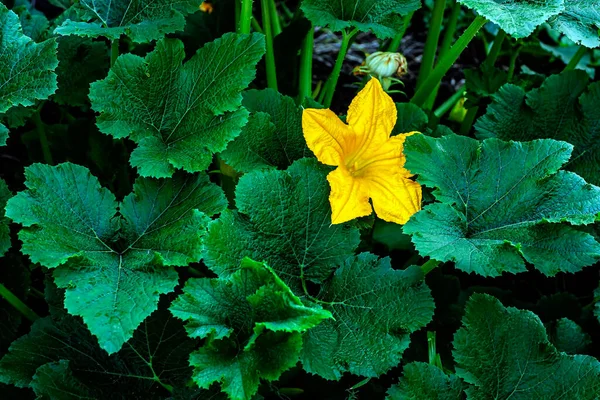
[421,259,441,275]
[564,46,587,71]
[386,12,414,52]
[238,0,253,34]
[411,15,487,107]
[323,28,357,108]
[110,38,119,67]
[268,0,281,35]
[261,0,278,90]
[297,23,314,103]
[416,0,447,90]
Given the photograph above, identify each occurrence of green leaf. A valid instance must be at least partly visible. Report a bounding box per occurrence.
[89,34,265,177]
[404,134,600,277]
[0,179,11,257]
[53,0,199,43]
[476,70,600,186]
[387,362,465,400]
[300,0,421,38]
[457,0,565,38]
[548,318,591,355]
[0,4,57,138]
[170,258,331,400]
[453,293,600,399]
[393,103,429,135]
[203,158,361,290]
[0,303,197,396]
[221,89,308,173]
[30,361,94,400]
[549,1,600,48]
[54,36,109,107]
[5,163,226,353]
[13,3,50,42]
[594,285,600,324]
[300,253,434,380]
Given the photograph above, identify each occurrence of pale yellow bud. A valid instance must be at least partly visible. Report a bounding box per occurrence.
[365,52,408,78]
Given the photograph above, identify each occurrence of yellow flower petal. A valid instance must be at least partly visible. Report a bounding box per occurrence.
[346,78,397,146]
[302,108,355,166]
[369,175,421,224]
[327,167,372,224]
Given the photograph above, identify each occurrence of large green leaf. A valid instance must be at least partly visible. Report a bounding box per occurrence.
[0,179,10,257]
[221,89,308,173]
[0,302,197,397]
[387,362,465,400]
[203,158,361,291]
[5,163,226,353]
[54,0,199,43]
[457,0,564,38]
[548,318,591,355]
[54,36,109,107]
[170,258,331,400]
[300,253,434,380]
[403,134,600,277]
[90,34,265,178]
[476,70,600,186]
[300,0,420,38]
[549,1,600,48]
[454,294,600,399]
[0,4,58,144]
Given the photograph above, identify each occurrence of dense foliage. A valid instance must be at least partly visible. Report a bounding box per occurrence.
[1,0,600,399]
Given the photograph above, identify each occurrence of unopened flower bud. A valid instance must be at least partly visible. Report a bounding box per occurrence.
[365,52,408,78]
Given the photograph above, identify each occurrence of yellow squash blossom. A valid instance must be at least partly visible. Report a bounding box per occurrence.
[302,78,421,225]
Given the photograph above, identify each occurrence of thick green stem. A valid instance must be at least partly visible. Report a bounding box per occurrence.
[427,331,444,369]
[483,29,506,69]
[238,0,253,34]
[323,28,356,108]
[507,46,521,81]
[297,23,314,103]
[0,283,39,322]
[424,0,461,110]
[33,103,53,165]
[433,84,465,118]
[416,0,447,90]
[438,1,461,58]
[421,259,440,275]
[268,0,281,35]
[411,15,487,107]
[459,106,478,135]
[251,16,263,33]
[565,46,587,71]
[261,0,278,90]
[386,12,414,52]
[110,39,119,67]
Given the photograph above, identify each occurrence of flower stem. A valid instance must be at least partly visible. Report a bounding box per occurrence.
[0,283,39,322]
[459,106,478,134]
[267,0,281,36]
[238,0,253,34]
[421,259,440,275]
[483,29,505,69]
[386,12,414,52]
[323,28,357,108]
[564,46,587,71]
[416,0,447,90]
[261,0,278,90]
[297,23,314,103]
[110,38,119,67]
[507,45,521,81]
[411,15,487,107]
[424,0,461,110]
[438,1,461,58]
[33,102,53,165]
